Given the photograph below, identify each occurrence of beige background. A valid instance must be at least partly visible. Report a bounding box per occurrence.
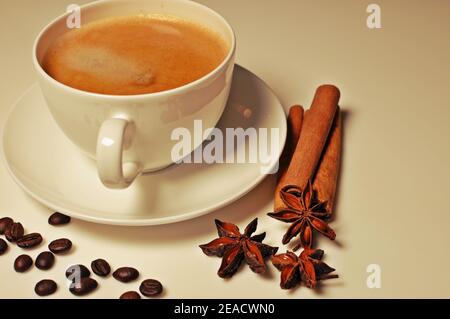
[1,0,449,298]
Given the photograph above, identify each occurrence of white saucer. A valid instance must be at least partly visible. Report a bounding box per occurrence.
[1,65,286,226]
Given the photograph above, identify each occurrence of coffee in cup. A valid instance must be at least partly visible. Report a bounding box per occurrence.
[42,15,229,95]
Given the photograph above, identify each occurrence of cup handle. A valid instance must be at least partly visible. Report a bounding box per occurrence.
[96,118,142,189]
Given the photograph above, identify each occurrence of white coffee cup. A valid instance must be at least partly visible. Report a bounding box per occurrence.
[33,0,236,189]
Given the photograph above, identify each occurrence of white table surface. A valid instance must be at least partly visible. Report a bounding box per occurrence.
[0,0,449,298]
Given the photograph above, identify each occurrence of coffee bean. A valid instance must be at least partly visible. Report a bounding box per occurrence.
[17,233,43,249]
[5,222,24,242]
[48,212,71,226]
[120,291,141,299]
[139,279,163,297]
[69,277,98,296]
[91,259,111,277]
[48,238,72,254]
[66,264,91,279]
[0,217,13,235]
[0,238,8,255]
[35,251,55,270]
[14,254,33,272]
[35,279,57,296]
[113,267,139,283]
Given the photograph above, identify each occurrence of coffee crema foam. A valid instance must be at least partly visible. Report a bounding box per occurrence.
[42,15,228,95]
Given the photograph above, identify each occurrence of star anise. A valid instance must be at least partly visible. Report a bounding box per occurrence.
[271,248,338,289]
[268,180,336,250]
[199,218,278,278]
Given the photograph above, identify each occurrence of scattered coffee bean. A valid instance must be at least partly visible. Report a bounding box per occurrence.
[120,291,141,299]
[69,277,98,296]
[66,264,91,279]
[35,279,57,296]
[91,259,111,277]
[35,251,55,270]
[17,233,43,249]
[0,238,8,255]
[48,238,72,254]
[139,279,163,297]
[113,267,139,283]
[14,254,33,272]
[0,217,13,235]
[48,212,71,226]
[5,222,24,242]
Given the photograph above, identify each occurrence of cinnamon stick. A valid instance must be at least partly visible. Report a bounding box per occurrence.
[274,105,304,209]
[313,108,342,213]
[282,85,340,191]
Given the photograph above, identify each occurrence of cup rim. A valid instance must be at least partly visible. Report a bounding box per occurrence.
[32,0,236,100]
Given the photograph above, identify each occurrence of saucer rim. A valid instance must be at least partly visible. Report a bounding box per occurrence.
[1,66,287,226]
